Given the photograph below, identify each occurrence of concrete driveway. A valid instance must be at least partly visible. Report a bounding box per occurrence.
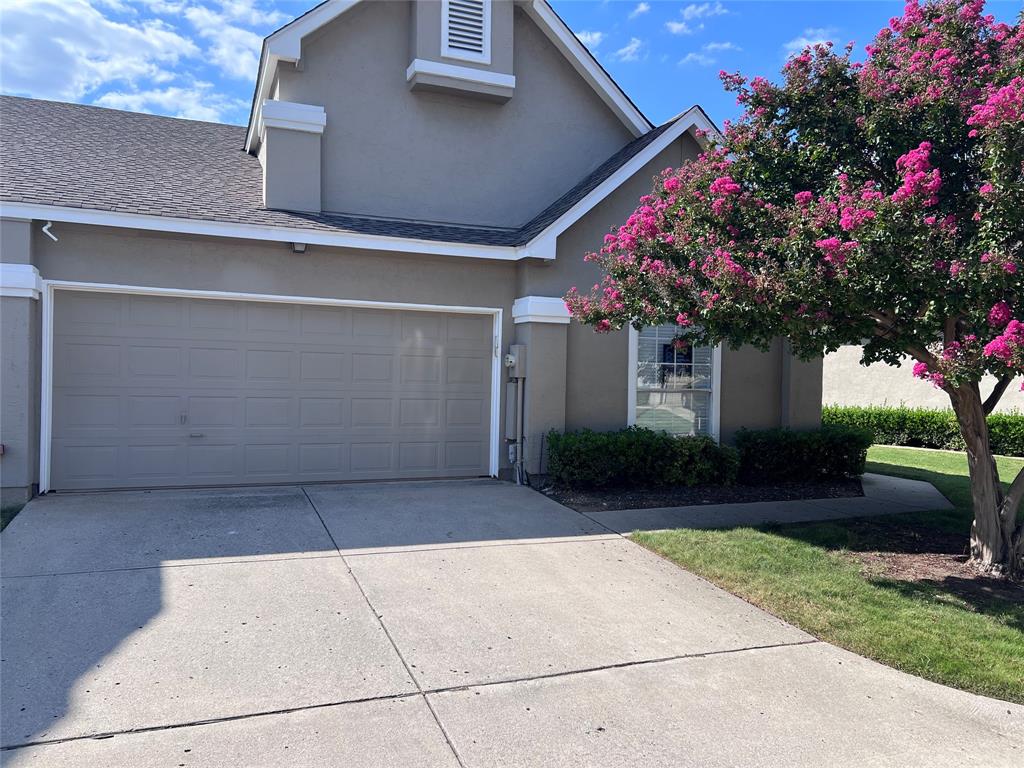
[1,480,1020,767]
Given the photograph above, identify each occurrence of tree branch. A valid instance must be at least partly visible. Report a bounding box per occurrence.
[984,376,1014,415]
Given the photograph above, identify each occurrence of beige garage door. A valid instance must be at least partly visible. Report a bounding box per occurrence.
[50,291,493,490]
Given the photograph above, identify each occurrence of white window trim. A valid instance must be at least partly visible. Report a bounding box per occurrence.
[441,0,491,65]
[38,279,503,493]
[627,326,722,442]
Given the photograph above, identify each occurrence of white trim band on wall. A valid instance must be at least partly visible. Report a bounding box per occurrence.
[512,295,570,324]
[260,100,327,135]
[0,263,42,299]
[406,59,515,90]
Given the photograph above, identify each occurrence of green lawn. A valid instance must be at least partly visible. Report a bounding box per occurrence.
[633,445,1024,704]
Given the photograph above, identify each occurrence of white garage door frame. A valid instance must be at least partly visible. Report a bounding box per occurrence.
[38,279,503,493]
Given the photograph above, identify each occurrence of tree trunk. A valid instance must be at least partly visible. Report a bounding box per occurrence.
[948,383,1024,578]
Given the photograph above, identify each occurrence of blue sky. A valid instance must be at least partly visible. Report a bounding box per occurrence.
[1,1,1019,127]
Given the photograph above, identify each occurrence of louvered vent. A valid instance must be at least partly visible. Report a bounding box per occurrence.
[442,0,490,63]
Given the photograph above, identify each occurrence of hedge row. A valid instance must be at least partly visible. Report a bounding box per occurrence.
[545,425,870,489]
[822,405,1024,457]
[545,428,738,489]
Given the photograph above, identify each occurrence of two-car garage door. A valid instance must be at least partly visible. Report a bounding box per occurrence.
[50,291,494,490]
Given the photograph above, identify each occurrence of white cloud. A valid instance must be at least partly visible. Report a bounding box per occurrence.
[665,21,699,36]
[611,37,645,62]
[95,81,247,123]
[575,30,606,49]
[704,41,742,52]
[678,52,715,67]
[183,5,265,80]
[0,0,199,101]
[681,2,729,21]
[783,27,837,55]
[628,2,650,20]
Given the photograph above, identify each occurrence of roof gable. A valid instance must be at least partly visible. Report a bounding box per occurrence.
[244,0,652,152]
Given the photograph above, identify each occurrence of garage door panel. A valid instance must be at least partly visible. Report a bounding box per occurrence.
[51,294,492,490]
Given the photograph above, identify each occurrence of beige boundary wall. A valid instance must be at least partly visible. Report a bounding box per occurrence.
[823,345,1024,413]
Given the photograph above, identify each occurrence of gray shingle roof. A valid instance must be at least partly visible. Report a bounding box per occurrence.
[0,95,678,247]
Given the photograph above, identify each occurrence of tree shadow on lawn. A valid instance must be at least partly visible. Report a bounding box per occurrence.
[762,512,1024,632]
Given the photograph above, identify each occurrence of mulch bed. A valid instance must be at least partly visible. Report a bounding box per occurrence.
[538,477,863,515]
[835,518,1024,602]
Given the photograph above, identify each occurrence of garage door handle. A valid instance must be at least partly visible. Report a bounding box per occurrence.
[189,433,205,438]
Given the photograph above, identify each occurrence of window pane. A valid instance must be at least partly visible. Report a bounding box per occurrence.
[635,324,714,437]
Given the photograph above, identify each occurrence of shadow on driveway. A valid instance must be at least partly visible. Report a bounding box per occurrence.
[0,479,608,748]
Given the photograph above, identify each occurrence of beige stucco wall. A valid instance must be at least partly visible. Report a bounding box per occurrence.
[275,0,633,227]
[823,345,1024,413]
[0,218,39,503]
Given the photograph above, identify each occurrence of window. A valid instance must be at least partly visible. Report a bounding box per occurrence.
[442,0,491,64]
[633,324,716,437]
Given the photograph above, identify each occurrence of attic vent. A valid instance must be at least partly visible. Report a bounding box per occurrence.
[442,0,490,64]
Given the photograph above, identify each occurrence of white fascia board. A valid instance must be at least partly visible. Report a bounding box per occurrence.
[512,295,570,324]
[0,263,42,299]
[522,0,650,137]
[260,100,327,135]
[406,59,516,90]
[0,202,529,262]
[523,107,716,254]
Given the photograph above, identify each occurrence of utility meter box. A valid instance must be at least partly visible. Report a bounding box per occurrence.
[506,344,527,378]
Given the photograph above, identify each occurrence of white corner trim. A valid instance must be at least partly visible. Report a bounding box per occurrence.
[37,279,505,491]
[260,100,327,136]
[522,0,650,137]
[512,295,570,324]
[524,106,719,253]
[406,59,515,90]
[0,202,541,262]
[0,263,42,299]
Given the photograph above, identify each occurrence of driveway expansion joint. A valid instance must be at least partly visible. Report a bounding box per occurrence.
[299,485,469,768]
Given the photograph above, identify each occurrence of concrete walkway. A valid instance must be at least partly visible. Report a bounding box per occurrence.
[588,472,953,533]
[1,479,1020,767]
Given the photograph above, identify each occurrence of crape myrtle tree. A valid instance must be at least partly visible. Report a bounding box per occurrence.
[566,0,1024,575]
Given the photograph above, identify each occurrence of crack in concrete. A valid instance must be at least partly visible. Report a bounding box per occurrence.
[0,638,822,752]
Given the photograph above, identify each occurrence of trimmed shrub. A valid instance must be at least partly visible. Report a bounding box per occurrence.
[822,405,1024,457]
[733,426,872,484]
[545,427,738,489]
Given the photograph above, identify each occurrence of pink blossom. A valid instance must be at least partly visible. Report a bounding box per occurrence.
[979,182,995,196]
[709,176,742,197]
[988,301,1012,328]
[663,176,681,193]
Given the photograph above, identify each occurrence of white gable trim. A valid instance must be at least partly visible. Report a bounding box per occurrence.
[520,106,719,258]
[245,0,651,151]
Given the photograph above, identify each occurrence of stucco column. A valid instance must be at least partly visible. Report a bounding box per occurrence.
[512,296,569,476]
[781,339,823,430]
[0,218,40,505]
